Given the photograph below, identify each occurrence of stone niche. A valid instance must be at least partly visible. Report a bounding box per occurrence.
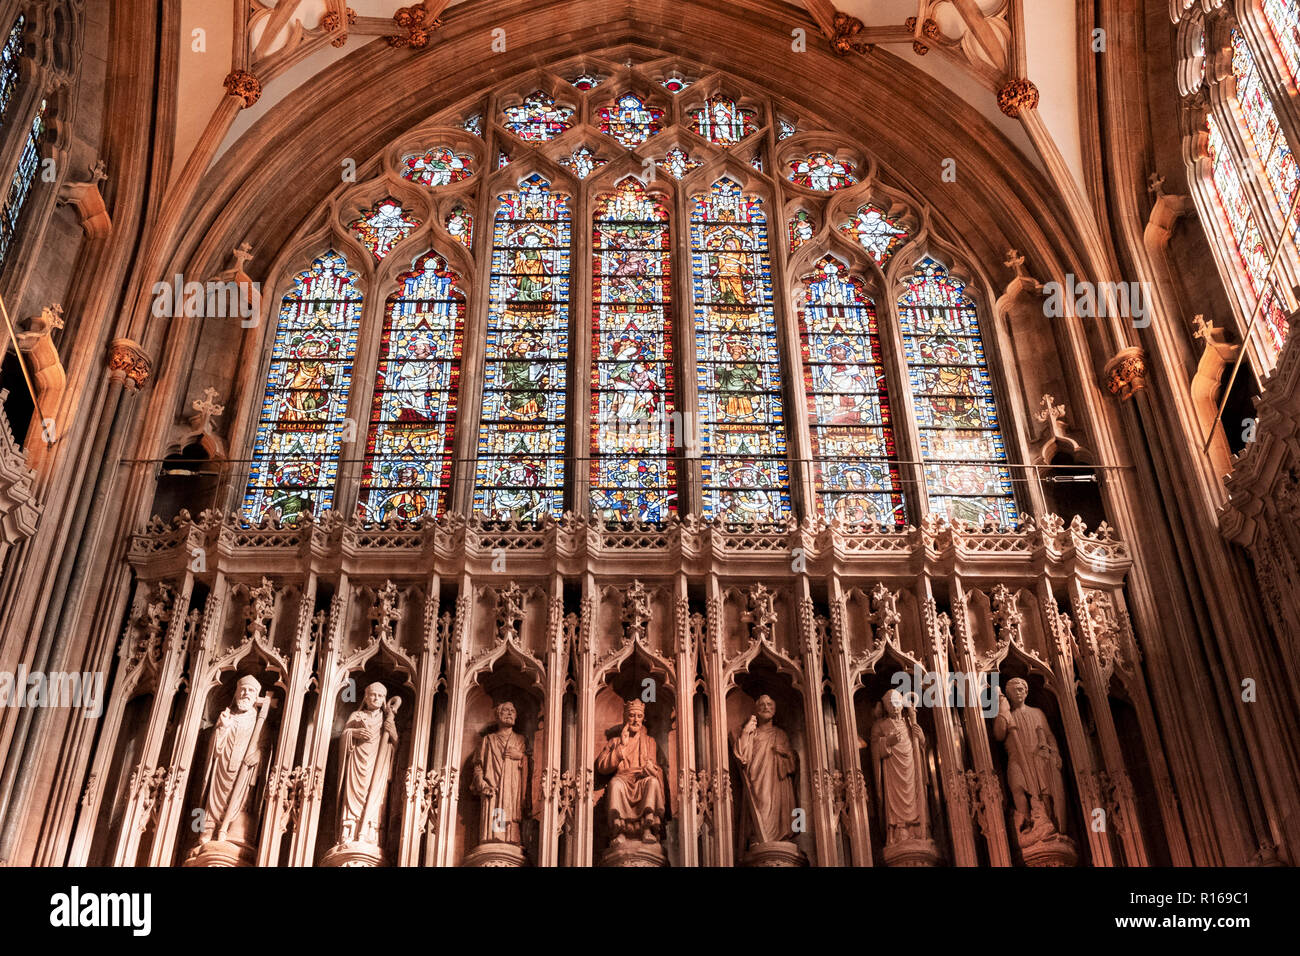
[726,660,812,867]
[456,663,545,867]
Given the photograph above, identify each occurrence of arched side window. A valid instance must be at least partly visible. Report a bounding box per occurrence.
[1231,28,1297,217]
[590,177,676,521]
[0,96,44,270]
[356,252,465,522]
[0,14,23,124]
[1262,0,1300,86]
[474,174,571,520]
[690,177,790,522]
[898,257,1017,528]
[1205,112,1290,354]
[241,252,363,523]
[797,255,904,528]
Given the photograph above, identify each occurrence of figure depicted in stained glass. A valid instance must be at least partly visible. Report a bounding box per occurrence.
[840,204,908,265]
[692,96,757,146]
[788,151,857,191]
[560,146,606,179]
[898,257,1015,528]
[570,73,603,90]
[799,256,903,526]
[500,330,552,422]
[476,175,570,520]
[401,146,473,186]
[715,336,761,420]
[788,209,814,251]
[659,146,701,179]
[691,178,790,521]
[502,91,575,143]
[279,332,338,422]
[710,235,755,306]
[357,253,464,523]
[591,178,675,521]
[243,252,362,523]
[598,92,665,147]
[446,206,472,248]
[349,198,419,262]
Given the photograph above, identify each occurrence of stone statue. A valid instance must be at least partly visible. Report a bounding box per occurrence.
[993,677,1068,846]
[870,689,930,846]
[336,682,401,846]
[595,699,665,845]
[733,694,797,848]
[471,701,528,845]
[196,674,270,850]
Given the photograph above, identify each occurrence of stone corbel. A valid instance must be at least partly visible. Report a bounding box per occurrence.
[1103,347,1148,401]
[107,338,152,390]
[55,160,111,239]
[1145,174,1194,245]
[14,305,66,429]
[1190,315,1240,474]
[1031,394,1088,464]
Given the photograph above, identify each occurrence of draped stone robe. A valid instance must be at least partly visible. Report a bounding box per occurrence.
[200,705,262,845]
[337,706,396,845]
[596,729,665,831]
[473,729,528,844]
[734,722,797,845]
[1001,702,1066,830]
[870,714,926,843]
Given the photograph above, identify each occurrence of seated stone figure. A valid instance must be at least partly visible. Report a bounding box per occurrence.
[595,699,665,845]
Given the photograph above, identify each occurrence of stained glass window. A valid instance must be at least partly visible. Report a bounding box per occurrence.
[401,146,473,186]
[788,210,815,252]
[1230,29,1298,220]
[840,203,909,266]
[661,74,692,94]
[599,93,665,147]
[749,152,764,173]
[898,258,1017,529]
[357,252,464,523]
[1205,113,1289,353]
[690,178,790,522]
[591,178,676,521]
[0,97,45,272]
[497,151,511,170]
[778,118,797,140]
[559,145,606,179]
[474,175,570,520]
[0,15,23,124]
[462,113,484,136]
[659,147,701,179]
[570,73,603,90]
[446,205,473,248]
[788,152,857,191]
[1263,0,1300,86]
[348,198,419,262]
[502,91,574,143]
[691,96,758,147]
[798,257,904,527]
[242,252,362,523]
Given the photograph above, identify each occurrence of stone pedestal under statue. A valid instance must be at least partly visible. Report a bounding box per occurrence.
[319,841,385,867]
[601,842,667,867]
[741,840,807,867]
[463,843,527,867]
[1020,833,1078,867]
[184,839,254,867]
[882,836,942,867]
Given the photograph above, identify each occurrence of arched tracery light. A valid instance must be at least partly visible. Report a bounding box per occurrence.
[237,61,1029,530]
